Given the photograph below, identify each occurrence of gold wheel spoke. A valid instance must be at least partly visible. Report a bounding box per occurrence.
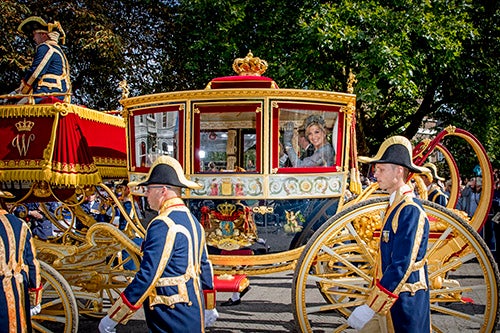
[431,304,484,323]
[33,314,67,323]
[32,321,56,333]
[346,223,375,266]
[429,253,475,279]
[320,244,371,281]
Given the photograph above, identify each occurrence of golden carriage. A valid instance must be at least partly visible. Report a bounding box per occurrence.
[0,100,144,332]
[0,52,498,332]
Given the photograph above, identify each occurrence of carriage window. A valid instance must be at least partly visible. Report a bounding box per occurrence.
[131,108,181,170]
[195,104,260,173]
[275,104,340,170]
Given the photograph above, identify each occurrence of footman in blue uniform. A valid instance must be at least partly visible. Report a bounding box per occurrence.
[0,189,42,333]
[99,156,218,333]
[17,16,71,104]
[349,136,431,332]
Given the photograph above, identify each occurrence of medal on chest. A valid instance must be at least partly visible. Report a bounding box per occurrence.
[382,230,390,243]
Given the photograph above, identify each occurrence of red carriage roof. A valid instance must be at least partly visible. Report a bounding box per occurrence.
[0,103,127,186]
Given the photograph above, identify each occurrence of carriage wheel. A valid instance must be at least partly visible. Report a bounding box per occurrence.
[292,197,499,332]
[63,223,143,318]
[75,248,140,318]
[32,261,79,333]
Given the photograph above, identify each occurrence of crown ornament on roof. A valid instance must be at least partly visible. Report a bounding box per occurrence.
[232,51,268,76]
[15,118,35,132]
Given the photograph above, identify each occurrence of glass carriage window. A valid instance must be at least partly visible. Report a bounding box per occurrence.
[194,103,261,173]
[129,106,183,172]
[273,102,342,172]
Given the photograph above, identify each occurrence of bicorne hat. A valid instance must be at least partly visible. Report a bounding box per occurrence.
[422,162,445,182]
[18,16,50,35]
[358,136,429,174]
[18,16,66,44]
[136,155,202,190]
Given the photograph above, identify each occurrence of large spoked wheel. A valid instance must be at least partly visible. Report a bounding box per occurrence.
[292,197,500,333]
[74,253,138,319]
[33,261,79,333]
[70,224,141,318]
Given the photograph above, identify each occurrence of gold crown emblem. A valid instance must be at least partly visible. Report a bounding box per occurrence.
[15,118,35,132]
[217,203,237,216]
[232,51,268,76]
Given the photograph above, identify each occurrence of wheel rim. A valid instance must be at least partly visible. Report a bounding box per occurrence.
[33,261,79,333]
[292,197,499,332]
[71,247,139,318]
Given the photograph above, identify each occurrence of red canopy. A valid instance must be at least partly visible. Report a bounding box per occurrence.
[0,103,127,186]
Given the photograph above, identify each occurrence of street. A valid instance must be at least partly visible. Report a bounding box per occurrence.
[79,270,299,332]
[79,268,500,332]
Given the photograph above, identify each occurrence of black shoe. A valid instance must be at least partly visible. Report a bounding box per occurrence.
[221,298,241,306]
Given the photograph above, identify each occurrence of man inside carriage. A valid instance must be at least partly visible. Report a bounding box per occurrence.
[14,16,71,104]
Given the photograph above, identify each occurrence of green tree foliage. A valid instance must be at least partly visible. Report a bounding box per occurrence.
[1,0,498,169]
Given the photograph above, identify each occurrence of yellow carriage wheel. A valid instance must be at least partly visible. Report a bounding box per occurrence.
[292,197,499,332]
[33,261,79,333]
[74,251,140,319]
[72,224,141,318]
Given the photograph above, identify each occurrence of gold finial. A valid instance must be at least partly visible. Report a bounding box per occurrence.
[346,68,357,94]
[232,51,268,76]
[119,80,130,99]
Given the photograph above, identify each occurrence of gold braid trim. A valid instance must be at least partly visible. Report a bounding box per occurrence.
[0,103,125,127]
[94,164,128,179]
[369,190,428,314]
[204,289,216,310]
[366,281,398,315]
[390,199,428,295]
[74,106,125,127]
[0,104,59,118]
[0,214,22,332]
[108,293,140,324]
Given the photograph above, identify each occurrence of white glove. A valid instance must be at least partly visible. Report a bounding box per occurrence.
[347,304,375,330]
[98,315,118,333]
[204,308,219,327]
[282,122,295,146]
[30,304,41,317]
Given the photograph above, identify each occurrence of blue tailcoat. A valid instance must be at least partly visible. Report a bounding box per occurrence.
[21,40,71,102]
[379,188,431,332]
[121,198,214,333]
[0,211,41,333]
[428,184,448,207]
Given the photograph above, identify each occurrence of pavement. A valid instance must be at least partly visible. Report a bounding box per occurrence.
[79,270,300,332]
[79,267,500,332]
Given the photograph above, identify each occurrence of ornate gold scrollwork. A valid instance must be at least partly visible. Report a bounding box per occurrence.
[252,206,274,215]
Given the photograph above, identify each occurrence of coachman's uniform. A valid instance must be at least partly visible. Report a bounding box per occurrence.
[17,16,71,103]
[428,183,448,207]
[366,184,431,332]
[102,155,216,333]
[20,39,71,101]
[108,198,214,332]
[351,135,432,332]
[0,208,42,333]
[423,162,448,207]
